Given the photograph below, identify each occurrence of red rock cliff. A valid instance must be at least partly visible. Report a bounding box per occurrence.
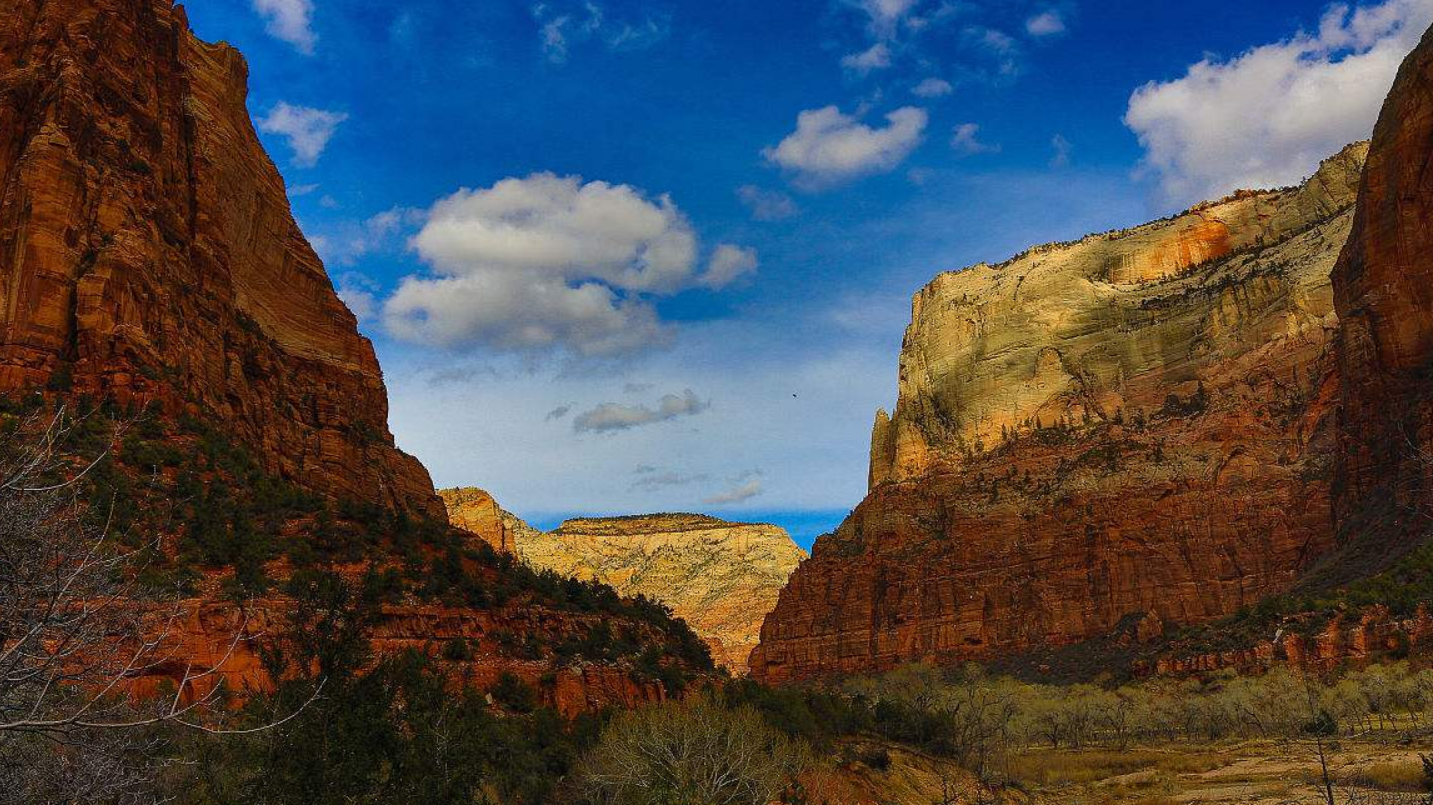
[0,0,441,518]
[1331,24,1433,579]
[751,145,1370,684]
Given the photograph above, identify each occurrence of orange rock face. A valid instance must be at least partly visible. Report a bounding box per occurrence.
[127,598,670,718]
[439,488,515,552]
[751,148,1370,685]
[1332,25,1433,577]
[0,1,702,713]
[0,0,440,518]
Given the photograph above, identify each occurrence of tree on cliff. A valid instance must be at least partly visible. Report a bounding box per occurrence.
[0,409,310,804]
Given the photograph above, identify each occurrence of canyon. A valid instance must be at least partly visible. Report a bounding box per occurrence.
[752,143,1369,683]
[753,22,1433,685]
[0,0,709,713]
[750,122,1433,678]
[440,490,806,673]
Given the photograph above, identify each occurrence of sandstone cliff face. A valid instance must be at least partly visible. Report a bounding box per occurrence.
[753,146,1369,684]
[526,515,806,672]
[0,1,713,713]
[128,598,672,718]
[0,0,440,517]
[439,498,807,673]
[1332,25,1433,580]
[440,487,516,552]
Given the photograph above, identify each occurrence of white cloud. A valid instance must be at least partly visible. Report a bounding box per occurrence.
[252,0,317,54]
[736,185,799,221]
[912,77,954,97]
[1050,133,1073,167]
[764,106,928,189]
[850,0,921,39]
[334,272,381,324]
[1125,0,1433,206]
[704,472,764,505]
[257,102,347,167]
[1026,10,1066,37]
[573,390,709,433]
[532,2,667,63]
[842,42,893,74]
[951,122,1000,156]
[386,174,750,357]
[312,207,422,265]
[630,468,710,492]
[701,245,759,289]
[288,183,319,197]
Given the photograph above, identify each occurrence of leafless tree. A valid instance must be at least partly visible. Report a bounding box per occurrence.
[573,695,811,805]
[0,408,314,804]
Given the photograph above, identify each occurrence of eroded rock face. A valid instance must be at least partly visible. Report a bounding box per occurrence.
[128,598,671,718]
[1332,25,1433,578]
[439,502,808,673]
[752,146,1368,684]
[440,488,517,552]
[0,0,440,518]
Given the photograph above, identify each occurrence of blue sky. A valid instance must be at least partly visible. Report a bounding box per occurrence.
[185,0,1433,549]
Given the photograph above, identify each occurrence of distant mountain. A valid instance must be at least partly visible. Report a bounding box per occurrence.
[439,491,806,673]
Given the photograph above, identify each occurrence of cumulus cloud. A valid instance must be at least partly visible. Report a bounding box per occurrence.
[701,245,759,289]
[1026,10,1066,37]
[704,471,764,505]
[736,185,799,221]
[842,42,893,74]
[912,77,954,97]
[951,123,1000,156]
[252,0,317,54]
[764,106,928,189]
[257,102,347,167]
[533,2,668,63]
[1125,0,1433,206]
[385,174,749,357]
[572,390,709,433]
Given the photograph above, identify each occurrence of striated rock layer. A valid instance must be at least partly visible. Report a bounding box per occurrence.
[0,1,711,712]
[440,487,518,552]
[752,145,1370,684]
[438,497,807,673]
[0,0,440,517]
[128,598,673,718]
[1331,24,1433,580]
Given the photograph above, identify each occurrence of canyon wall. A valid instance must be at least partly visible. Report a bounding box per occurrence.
[0,0,440,517]
[438,495,807,674]
[0,1,714,711]
[752,145,1370,683]
[1331,24,1433,581]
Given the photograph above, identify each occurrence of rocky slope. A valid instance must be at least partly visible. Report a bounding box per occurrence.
[752,144,1371,683]
[0,0,712,712]
[438,495,806,673]
[0,0,439,517]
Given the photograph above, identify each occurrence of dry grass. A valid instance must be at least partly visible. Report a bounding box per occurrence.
[1344,760,1430,793]
[1006,748,1231,787]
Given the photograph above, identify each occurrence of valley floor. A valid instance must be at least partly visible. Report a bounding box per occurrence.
[815,735,1431,805]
